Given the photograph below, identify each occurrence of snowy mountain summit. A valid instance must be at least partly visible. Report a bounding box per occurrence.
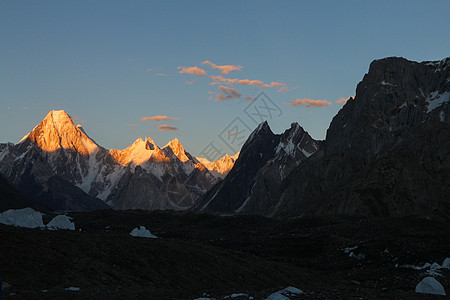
[0,110,237,211]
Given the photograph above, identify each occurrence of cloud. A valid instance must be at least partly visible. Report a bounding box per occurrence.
[209,75,237,85]
[216,85,241,101]
[146,68,153,72]
[141,115,180,122]
[336,96,353,105]
[156,73,169,76]
[178,66,206,76]
[202,60,243,74]
[237,79,263,85]
[259,82,286,88]
[209,75,286,90]
[158,124,178,131]
[184,79,195,85]
[286,98,332,108]
[278,86,290,92]
[125,124,138,126]
[245,96,255,101]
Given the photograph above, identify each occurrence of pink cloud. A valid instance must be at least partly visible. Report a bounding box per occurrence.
[178,66,206,76]
[336,96,353,105]
[237,79,263,85]
[141,115,180,122]
[202,60,243,74]
[286,98,332,108]
[158,124,178,131]
[156,73,169,76]
[216,85,241,101]
[245,96,255,102]
[125,124,138,126]
[209,75,237,85]
[259,82,286,88]
[278,87,290,93]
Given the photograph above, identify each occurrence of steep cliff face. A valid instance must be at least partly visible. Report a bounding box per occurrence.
[273,57,450,220]
[195,121,319,214]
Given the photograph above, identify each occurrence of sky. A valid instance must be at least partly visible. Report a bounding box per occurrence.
[1,0,449,159]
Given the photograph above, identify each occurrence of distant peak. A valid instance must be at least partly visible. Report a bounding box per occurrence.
[165,138,184,151]
[163,138,189,162]
[23,110,98,155]
[46,110,72,122]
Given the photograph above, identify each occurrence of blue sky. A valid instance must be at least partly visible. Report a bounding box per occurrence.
[1,0,449,158]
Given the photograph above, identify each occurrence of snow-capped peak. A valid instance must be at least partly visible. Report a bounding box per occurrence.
[163,138,189,162]
[110,137,164,166]
[196,152,239,179]
[20,110,99,155]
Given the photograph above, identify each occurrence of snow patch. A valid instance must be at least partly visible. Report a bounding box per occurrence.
[65,287,80,292]
[415,277,446,296]
[47,215,75,230]
[400,258,450,276]
[266,286,303,300]
[343,246,358,253]
[426,91,450,113]
[130,226,158,238]
[0,208,44,228]
[380,81,394,86]
[224,293,250,298]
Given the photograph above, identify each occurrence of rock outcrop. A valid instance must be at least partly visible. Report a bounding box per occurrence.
[195,121,319,214]
[273,57,450,220]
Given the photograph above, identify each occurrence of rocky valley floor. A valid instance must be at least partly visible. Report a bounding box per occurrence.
[1,210,449,299]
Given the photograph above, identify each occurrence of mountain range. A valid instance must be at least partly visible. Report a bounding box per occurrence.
[198,57,450,220]
[1,57,449,220]
[0,110,238,211]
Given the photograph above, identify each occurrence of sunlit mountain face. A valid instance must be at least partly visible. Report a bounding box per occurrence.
[0,110,238,211]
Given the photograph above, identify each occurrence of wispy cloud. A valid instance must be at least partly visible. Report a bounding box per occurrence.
[258,82,285,88]
[178,66,206,76]
[209,75,286,89]
[125,124,138,126]
[202,60,243,74]
[158,124,178,131]
[216,85,241,101]
[336,96,353,105]
[184,79,195,85]
[156,73,169,76]
[277,87,290,93]
[245,96,255,101]
[286,98,331,108]
[146,68,153,72]
[141,115,181,122]
[237,79,264,86]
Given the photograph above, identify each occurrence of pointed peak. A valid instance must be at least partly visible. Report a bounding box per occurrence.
[45,110,73,123]
[163,138,189,162]
[23,110,98,155]
[164,138,185,151]
[246,121,273,141]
